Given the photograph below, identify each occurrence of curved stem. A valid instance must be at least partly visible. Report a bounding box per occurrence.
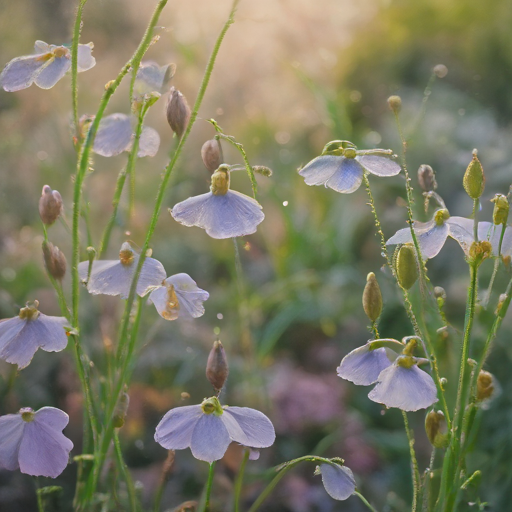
[354,491,378,512]
[202,462,216,512]
[402,411,420,512]
[234,449,250,512]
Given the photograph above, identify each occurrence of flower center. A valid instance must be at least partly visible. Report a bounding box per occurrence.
[343,147,357,159]
[20,408,35,422]
[119,249,135,266]
[397,355,416,369]
[434,208,450,226]
[201,396,224,416]
[18,301,40,321]
[211,169,229,196]
[52,46,69,58]
[160,284,180,320]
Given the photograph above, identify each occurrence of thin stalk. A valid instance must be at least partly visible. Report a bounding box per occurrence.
[201,462,217,512]
[472,199,479,242]
[71,0,88,139]
[234,449,250,512]
[483,225,506,307]
[113,430,139,512]
[35,478,45,512]
[402,411,420,512]
[355,491,378,512]
[409,71,437,139]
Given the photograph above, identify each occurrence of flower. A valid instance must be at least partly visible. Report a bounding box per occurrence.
[170,165,265,239]
[0,407,73,477]
[147,273,209,321]
[298,140,401,194]
[0,41,95,92]
[93,113,160,158]
[154,396,275,463]
[78,242,166,299]
[0,301,68,369]
[133,61,176,99]
[315,463,356,501]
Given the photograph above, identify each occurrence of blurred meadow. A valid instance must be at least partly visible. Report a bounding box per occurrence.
[1,0,512,510]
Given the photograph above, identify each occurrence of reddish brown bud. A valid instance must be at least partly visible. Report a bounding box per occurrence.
[166,87,191,139]
[206,340,229,392]
[39,185,63,225]
[42,241,67,281]
[201,139,223,173]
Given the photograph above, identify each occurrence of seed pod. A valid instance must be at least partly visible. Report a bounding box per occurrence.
[491,194,509,226]
[362,272,383,323]
[42,241,67,281]
[476,370,495,402]
[463,150,485,199]
[425,410,448,448]
[166,87,191,139]
[201,139,223,173]
[39,185,63,225]
[206,340,229,392]
[396,245,418,290]
[387,95,402,113]
[418,164,437,192]
[112,391,130,428]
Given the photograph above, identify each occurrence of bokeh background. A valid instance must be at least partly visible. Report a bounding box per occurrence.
[1,0,512,510]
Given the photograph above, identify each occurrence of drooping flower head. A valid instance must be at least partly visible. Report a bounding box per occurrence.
[78,242,166,299]
[148,273,209,321]
[154,396,275,463]
[315,462,356,501]
[0,41,95,92]
[299,140,401,194]
[171,164,265,239]
[133,61,176,99]
[0,301,69,369]
[0,407,73,478]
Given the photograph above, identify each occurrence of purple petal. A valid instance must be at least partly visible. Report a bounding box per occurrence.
[319,463,356,501]
[501,226,512,257]
[34,41,50,54]
[325,158,364,193]
[94,114,133,157]
[166,273,209,318]
[76,44,96,72]
[221,407,275,448]
[357,155,401,177]
[32,314,68,353]
[137,126,160,157]
[0,317,40,369]
[298,155,339,186]
[416,223,449,259]
[0,54,51,92]
[34,56,71,89]
[190,414,230,463]
[368,362,438,411]
[134,61,174,96]
[0,414,24,470]
[337,343,393,386]
[154,405,202,450]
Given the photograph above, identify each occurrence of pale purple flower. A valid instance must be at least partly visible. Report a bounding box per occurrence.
[315,463,356,501]
[93,113,160,158]
[133,61,176,99]
[0,41,95,92]
[148,273,209,321]
[78,242,166,299]
[0,301,68,369]
[368,356,438,411]
[299,141,400,194]
[171,165,264,239]
[0,407,73,478]
[154,396,275,463]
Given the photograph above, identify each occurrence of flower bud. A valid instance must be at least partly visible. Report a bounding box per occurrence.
[491,194,509,226]
[387,95,402,113]
[425,410,448,448]
[463,150,485,199]
[396,244,418,290]
[42,241,67,281]
[112,391,130,428]
[476,370,495,402]
[433,64,448,78]
[39,185,63,225]
[434,286,446,309]
[206,340,229,392]
[468,241,492,266]
[201,139,224,173]
[166,87,191,139]
[418,165,437,192]
[362,272,383,323]
[252,165,273,177]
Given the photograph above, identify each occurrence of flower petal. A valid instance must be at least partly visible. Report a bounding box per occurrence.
[319,463,356,501]
[93,114,133,157]
[500,226,512,258]
[134,61,174,96]
[0,54,52,92]
[34,41,51,54]
[137,126,160,157]
[0,414,24,470]
[298,155,339,186]
[368,363,438,411]
[357,155,401,177]
[0,317,40,369]
[154,405,203,450]
[221,407,275,448]
[33,314,68,353]
[34,56,71,89]
[77,43,96,72]
[337,343,393,386]
[417,223,449,259]
[190,414,230,462]
[166,273,209,318]
[325,158,364,193]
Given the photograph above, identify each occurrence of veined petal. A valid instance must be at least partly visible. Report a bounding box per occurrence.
[154,405,203,450]
[357,155,401,177]
[148,286,178,320]
[165,273,209,318]
[337,343,393,386]
[93,114,132,157]
[368,362,438,411]
[134,61,174,96]
[417,223,449,259]
[325,158,364,193]
[446,216,474,255]
[190,414,230,463]
[76,43,96,72]
[500,226,512,257]
[32,314,68,353]
[221,407,275,448]
[0,54,52,92]
[0,317,40,369]
[34,41,51,54]
[137,126,160,157]
[298,155,340,186]
[0,414,24,470]
[34,56,71,89]
[318,463,356,501]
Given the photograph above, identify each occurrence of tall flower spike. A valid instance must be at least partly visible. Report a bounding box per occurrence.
[170,165,265,239]
[147,273,209,321]
[0,301,69,369]
[0,41,95,92]
[78,242,166,299]
[93,113,160,158]
[0,407,73,477]
[133,61,176,99]
[315,463,356,501]
[154,396,275,463]
[299,141,401,194]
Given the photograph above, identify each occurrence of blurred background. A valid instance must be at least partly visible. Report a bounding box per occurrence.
[1,0,512,510]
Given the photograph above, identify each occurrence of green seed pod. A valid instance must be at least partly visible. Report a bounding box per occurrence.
[387,95,402,113]
[463,150,485,199]
[491,194,509,226]
[396,244,418,290]
[425,410,449,448]
[206,340,229,392]
[362,272,383,323]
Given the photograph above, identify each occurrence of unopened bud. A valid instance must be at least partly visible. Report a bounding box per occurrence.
[425,410,448,448]
[476,370,495,402]
[387,95,402,113]
[463,150,485,199]
[396,244,418,290]
[112,391,130,428]
[468,240,492,266]
[206,340,229,392]
[362,272,383,323]
[252,165,273,177]
[201,139,224,173]
[418,165,437,192]
[434,286,446,308]
[39,185,63,225]
[433,64,448,78]
[42,241,67,281]
[166,87,191,139]
[491,194,509,225]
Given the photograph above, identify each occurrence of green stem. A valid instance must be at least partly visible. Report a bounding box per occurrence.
[402,411,420,512]
[234,449,250,512]
[35,478,45,512]
[354,491,378,512]
[202,462,217,512]
[71,0,88,139]
[114,430,139,512]
[472,199,479,242]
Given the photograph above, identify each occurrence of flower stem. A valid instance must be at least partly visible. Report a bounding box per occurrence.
[472,199,479,242]
[113,430,139,512]
[71,0,88,139]
[402,411,420,512]
[202,462,216,512]
[354,491,378,512]
[234,449,250,512]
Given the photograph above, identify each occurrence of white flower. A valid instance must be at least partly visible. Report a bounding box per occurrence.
[133,61,176,99]
[316,463,356,501]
